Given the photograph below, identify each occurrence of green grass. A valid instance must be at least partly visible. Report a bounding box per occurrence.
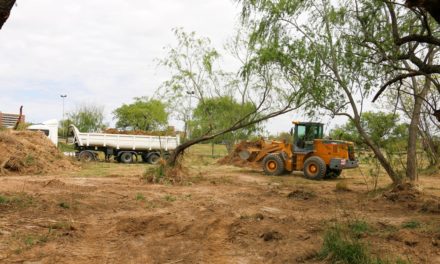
[24,154,35,166]
[319,224,411,264]
[0,193,34,207]
[187,143,228,157]
[135,193,146,201]
[58,142,76,152]
[163,194,177,202]
[401,220,421,229]
[349,220,371,237]
[319,226,371,264]
[23,234,49,246]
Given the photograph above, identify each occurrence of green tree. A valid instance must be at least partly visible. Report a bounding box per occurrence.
[330,112,408,150]
[189,96,262,150]
[158,28,305,166]
[113,97,168,131]
[66,104,106,133]
[238,0,438,184]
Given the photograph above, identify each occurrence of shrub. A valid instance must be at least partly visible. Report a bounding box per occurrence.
[142,159,185,184]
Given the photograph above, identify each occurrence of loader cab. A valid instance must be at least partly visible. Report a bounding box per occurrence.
[293,122,324,152]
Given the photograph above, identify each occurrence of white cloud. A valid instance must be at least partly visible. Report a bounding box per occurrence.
[0,0,239,121]
[0,0,346,134]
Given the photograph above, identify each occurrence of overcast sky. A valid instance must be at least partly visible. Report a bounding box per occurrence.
[0,0,341,135]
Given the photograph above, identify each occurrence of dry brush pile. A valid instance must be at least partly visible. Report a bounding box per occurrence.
[0,130,76,175]
[218,140,262,169]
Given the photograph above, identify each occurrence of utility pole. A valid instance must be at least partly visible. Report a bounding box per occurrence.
[60,94,67,138]
[186,91,195,140]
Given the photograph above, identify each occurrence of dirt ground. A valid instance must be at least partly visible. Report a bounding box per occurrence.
[1,153,440,263]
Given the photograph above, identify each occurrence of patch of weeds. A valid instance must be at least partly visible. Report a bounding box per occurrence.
[0,195,9,204]
[183,194,192,200]
[24,154,35,166]
[163,194,177,202]
[401,220,421,229]
[319,225,371,263]
[135,193,146,201]
[23,234,49,246]
[349,220,371,237]
[142,161,185,185]
[319,224,409,264]
[58,202,70,209]
[0,193,33,208]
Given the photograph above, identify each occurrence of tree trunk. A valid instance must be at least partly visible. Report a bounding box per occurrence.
[168,136,213,166]
[354,119,402,185]
[407,78,431,181]
[0,0,15,30]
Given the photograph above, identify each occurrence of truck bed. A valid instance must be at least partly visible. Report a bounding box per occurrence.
[70,125,180,151]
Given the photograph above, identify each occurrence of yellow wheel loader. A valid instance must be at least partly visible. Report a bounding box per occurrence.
[238,122,358,180]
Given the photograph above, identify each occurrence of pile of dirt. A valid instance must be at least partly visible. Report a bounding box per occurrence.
[217,140,262,169]
[0,130,76,175]
[103,128,176,136]
[383,183,440,214]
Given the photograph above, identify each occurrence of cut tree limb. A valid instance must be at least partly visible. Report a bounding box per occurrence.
[405,0,440,24]
[0,0,16,30]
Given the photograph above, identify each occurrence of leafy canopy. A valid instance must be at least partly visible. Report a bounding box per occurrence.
[330,111,408,149]
[189,96,261,143]
[113,97,168,131]
[66,104,106,133]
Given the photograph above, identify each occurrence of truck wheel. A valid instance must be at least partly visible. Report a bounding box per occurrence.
[326,169,342,179]
[79,151,95,162]
[262,154,285,176]
[147,153,161,165]
[120,152,134,164]
[303,156,326,180]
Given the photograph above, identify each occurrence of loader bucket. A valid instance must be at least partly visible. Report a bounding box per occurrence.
[239,150,251,161]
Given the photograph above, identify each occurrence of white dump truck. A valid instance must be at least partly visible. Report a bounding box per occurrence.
[69,125,180,164]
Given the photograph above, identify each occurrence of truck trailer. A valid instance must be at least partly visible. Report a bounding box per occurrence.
[69,125,180,164]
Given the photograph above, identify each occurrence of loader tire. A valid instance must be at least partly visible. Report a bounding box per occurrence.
[303,156,326,180]
[263,154,285,176]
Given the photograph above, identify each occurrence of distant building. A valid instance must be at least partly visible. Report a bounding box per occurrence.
[0,112,25,128]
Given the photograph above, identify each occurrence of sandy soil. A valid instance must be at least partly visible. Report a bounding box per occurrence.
[0,162,440,264]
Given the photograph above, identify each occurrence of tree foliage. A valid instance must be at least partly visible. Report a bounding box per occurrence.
[66,104,106,133]
[158,28,305,165]
[330,112,408,149]
[113,97,168,131]
[237,0,440,183]
[189,96,261,143]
